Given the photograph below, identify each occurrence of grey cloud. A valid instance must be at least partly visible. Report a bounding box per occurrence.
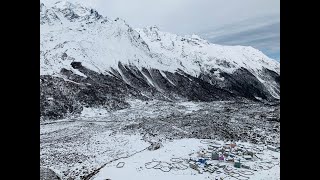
[200,16,280,61]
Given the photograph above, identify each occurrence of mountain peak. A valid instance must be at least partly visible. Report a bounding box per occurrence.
[40,1,105,25]
[53,0,75,9]
[40,1,280,102]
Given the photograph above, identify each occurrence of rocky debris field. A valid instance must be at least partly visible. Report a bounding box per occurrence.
[40,100,279,179]
[123,101,280,146]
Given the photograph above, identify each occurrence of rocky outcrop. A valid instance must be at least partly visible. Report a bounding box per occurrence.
[219,68,275,101]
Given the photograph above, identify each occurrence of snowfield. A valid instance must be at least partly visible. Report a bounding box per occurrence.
[93,139,280,180]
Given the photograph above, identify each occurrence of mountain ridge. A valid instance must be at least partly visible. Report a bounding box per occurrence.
[40,1,280,120]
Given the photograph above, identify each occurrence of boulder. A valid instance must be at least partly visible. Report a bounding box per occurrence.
[147,142,162,151]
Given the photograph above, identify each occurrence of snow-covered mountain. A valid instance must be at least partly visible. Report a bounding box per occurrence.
[40,1,280,120]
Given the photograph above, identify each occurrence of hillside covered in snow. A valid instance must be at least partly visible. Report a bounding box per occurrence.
[40,1,280,120]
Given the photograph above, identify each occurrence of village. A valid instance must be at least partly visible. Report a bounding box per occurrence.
[92,138,280,180]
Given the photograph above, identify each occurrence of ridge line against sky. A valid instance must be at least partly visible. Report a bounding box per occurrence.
[41,0,280,61]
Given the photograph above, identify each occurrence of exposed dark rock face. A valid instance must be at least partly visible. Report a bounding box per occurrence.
[262,68,280,97]
[40,63,146,120]
[113,63,237,102]
[40,61,280,120]
[263,68,280,85]
[170,70,237,101]
[218,68,276,101]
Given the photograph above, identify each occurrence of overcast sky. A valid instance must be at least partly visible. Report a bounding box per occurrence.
[43,0,280,61]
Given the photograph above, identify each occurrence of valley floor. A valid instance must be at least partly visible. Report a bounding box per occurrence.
[40,100,280,180]
[93,139,280,180]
